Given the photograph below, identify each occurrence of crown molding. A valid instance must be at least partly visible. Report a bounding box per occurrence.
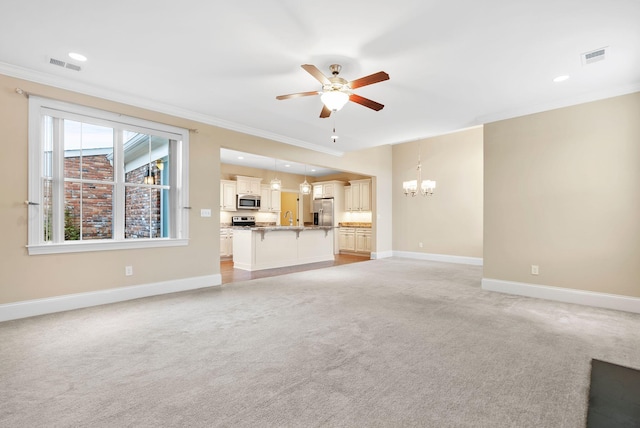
[0,61,345,157]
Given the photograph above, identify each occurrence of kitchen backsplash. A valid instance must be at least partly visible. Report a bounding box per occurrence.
[341,211,372,224]
[220,210,278,225]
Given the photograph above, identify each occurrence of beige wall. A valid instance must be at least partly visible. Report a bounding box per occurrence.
[221,163,306,189]
[484,92,640,297]
[0,73,393,305]
[392,127,484,257]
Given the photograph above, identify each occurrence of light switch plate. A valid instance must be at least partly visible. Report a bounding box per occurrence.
[201,209,212,217]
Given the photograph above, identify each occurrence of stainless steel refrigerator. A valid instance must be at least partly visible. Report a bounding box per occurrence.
[313,198,334,226]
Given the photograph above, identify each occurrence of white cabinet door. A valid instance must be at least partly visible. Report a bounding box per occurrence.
[313,185,323,200]
[220,235,227,257]
[259,185,270,212]
[236,176,261,195]
[351,184,361,211]
[236,178,250,195]
[322,183,334,197]
[344,187,352,212]
[221,181,237,211]
[355,229,372,253]
[249,180,261,195]
[270,189,281,212]
[220,228,233,256]
[260,185,281,212]
[348,179,371,212]
[360,180,371,211]
[339,228,355,251]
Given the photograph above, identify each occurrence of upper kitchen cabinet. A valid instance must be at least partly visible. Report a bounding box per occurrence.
[313,181,344,199]
[260,184,281,212]
[311,180,346,214]
[220,180,237,211]
[347,179,371,212]
[236,175,262,195]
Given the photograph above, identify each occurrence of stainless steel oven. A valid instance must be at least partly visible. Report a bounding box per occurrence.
[237,194,260,210]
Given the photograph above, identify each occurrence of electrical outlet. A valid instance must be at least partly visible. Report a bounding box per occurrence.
[200,208,212,217]
[125,266,133,276]
[531,265,539,275]
[419,242,423,248]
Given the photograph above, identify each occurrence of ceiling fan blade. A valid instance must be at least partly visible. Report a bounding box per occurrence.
[349,94,384,111]
[319,105,332,118]
[302,64,330,85]
[276,91,320,100]
[348,71,390,89]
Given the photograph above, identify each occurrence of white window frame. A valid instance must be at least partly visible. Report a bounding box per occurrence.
[27,97,190,255]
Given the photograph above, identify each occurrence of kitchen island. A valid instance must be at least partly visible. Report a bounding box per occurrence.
[232,226,334,271]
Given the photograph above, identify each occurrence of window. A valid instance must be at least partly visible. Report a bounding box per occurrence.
[28,97,189,254]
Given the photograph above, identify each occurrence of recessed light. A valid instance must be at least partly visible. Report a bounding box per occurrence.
[311,169,316,172]
[237,156,244,160]
[553,75,570,83]
[68,52,87,62]
[284,164,290,168]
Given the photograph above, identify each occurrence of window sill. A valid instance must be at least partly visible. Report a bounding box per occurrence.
[27,238,189,255]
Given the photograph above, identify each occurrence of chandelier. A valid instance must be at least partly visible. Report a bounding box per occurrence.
[403,151,436,196]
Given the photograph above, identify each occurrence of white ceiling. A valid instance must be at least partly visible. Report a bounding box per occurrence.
[1,0,638,157]
[220,148,340,178]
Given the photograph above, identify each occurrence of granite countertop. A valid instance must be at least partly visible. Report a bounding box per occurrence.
[248,225,334,231]
[338,222,372,228]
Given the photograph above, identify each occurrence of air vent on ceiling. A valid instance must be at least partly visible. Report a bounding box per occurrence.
[582,47,607,65]
[49,57,82,72]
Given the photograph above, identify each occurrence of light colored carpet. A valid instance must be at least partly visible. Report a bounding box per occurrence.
[1,258,639,427]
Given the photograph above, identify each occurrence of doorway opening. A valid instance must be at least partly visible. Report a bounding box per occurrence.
[280,191,298,226]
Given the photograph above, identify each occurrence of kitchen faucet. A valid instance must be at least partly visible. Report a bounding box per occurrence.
[284,210,293,226]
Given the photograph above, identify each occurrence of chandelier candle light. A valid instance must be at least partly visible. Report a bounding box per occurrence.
[403,150,436,196]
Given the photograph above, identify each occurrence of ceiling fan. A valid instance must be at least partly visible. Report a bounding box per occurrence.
[276,64,390,118]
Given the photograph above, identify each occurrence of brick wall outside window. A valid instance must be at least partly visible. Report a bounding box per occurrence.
[62,155,162,240]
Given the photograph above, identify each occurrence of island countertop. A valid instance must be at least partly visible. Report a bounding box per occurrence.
[232,227,334,271]
[248,225,334,231]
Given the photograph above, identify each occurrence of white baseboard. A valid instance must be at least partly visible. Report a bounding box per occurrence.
[393,251,483,266]
[0,274,222,322]
[371,250,393,259]
[482,278,640,314]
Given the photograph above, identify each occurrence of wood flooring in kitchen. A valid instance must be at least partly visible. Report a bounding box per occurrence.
[220,253,370,284]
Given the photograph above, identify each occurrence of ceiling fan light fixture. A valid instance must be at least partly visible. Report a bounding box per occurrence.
[321,90,349,111]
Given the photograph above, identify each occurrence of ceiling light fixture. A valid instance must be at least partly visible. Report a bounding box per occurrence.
[299,165,311,195]
[270,159,281,191]
[403,148,436,197]
[321,90,349,111]
[68,52,87,62]
[553,75,570,83]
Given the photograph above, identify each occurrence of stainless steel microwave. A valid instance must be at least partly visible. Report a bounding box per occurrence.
[237,194,261,210]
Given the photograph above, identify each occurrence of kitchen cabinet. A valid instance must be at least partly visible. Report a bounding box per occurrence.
[344,186,352,211]
[220,180,237,211]
[338,227,356,252]
[233,227,334,271]
[236,175,262,195]
[339,227,371,253]
[355,228,372,253]
[260,185,281,212]
[348,179,371,212]
[220,228,233,257]
[313,182,341,199]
